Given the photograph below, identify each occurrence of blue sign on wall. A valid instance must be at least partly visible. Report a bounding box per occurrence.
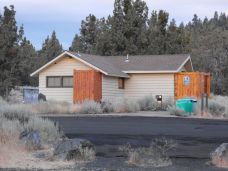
[183,76,190,86]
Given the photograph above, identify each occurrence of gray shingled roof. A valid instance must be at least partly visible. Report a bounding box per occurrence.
[71,52,190,78]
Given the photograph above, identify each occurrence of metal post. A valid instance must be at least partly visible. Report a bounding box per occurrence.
[205,94,208,114]
[201,93,204,116]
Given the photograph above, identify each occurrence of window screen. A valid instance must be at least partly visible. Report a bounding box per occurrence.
[62,76,73,87]
[47,76,62,87]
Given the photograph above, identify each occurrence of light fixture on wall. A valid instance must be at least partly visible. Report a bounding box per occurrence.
[156,95,163,110]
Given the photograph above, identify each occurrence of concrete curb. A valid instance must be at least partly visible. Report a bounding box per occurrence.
[38,112,228,121]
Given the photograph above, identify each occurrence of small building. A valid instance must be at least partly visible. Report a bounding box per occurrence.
[31,51,196,103]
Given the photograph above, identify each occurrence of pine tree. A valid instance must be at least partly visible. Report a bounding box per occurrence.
[17,37,37,86]
[38,31,63,66]
[147,11,160,54]
[110,0,126,55]
[69,34,84,52]
[0,5,19,96]
[147,10,169,54]
[95,17,114,55]
[80,14,98,54]
[133,0,148,54]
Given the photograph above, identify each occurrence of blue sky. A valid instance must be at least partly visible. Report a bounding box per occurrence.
[0,0,227,50]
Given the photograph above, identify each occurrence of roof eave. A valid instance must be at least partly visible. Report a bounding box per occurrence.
[106,73,130,78]
[122,70,178,74]
[30,51,69,77]
[30,51,111,77]
[176,55,192,72]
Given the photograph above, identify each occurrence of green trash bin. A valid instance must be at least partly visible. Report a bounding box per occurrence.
[176,98,193,115]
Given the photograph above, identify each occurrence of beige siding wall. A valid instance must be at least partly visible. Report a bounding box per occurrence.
[124,73,175,101]
[39,57,91,103]
[102,75,124,100]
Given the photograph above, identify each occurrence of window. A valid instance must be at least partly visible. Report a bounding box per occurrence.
[47,76,62,88]
[46,76,73,88]
[118,78,125,89]
[62,76,73,87]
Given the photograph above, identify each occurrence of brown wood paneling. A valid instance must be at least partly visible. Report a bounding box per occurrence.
[174,72,210,100]
[73,70,102,103]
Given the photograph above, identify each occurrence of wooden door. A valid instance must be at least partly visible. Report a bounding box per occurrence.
[73,70,102,103]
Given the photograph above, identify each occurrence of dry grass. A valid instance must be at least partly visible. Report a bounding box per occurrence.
[119,137,177,168]
[0,136,26,167]
[74,146,96,162]
[0,116,23,144]
[32,101,79,114]
[0,144,74,169]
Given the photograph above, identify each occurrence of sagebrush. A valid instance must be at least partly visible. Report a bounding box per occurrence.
[79,100,102,114]
[168,106,187,117]
[0,97,61,147]
[111,98,140,113]
[138,95,158,111]
[208,95,228,117]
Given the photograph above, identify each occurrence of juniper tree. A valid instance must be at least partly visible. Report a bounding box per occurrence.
[0,5,18,96]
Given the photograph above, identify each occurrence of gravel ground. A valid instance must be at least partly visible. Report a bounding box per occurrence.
[0,157,226,171]
[1,139,227,171]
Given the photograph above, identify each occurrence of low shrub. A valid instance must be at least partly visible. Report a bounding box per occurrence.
[162,98,174,111]
[138,96,158,111]
[168,106,187,117]
[112,98,127,113]
[0,97,61,146]
[101,99,114,113]
[0,96,8,106]
[0,104,33,124]
[24,117,61,144]
[7,87,23,104]
[208,101,226,117]
[79,100,102,114]
[125,99,140,113]
[66,145,96,162]
[120,137,177,168]
[77,146,96,161]
[111,98,140,113]
[208,95,228,117]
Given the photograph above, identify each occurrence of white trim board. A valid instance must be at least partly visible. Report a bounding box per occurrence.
[30,51,109,77]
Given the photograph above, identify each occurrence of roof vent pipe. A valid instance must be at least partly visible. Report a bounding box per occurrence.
[77,51,81,57]
[125,54,129,62]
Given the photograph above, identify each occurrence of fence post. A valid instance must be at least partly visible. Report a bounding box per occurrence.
[205,94,208,114]
[201,93,204,116]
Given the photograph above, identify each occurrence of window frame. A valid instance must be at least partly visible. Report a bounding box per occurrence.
[118,78,125,89]
[62,76,73,88]
[46,76,73,88]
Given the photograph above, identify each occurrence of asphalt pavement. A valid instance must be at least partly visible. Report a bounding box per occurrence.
[48,116,228,143]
